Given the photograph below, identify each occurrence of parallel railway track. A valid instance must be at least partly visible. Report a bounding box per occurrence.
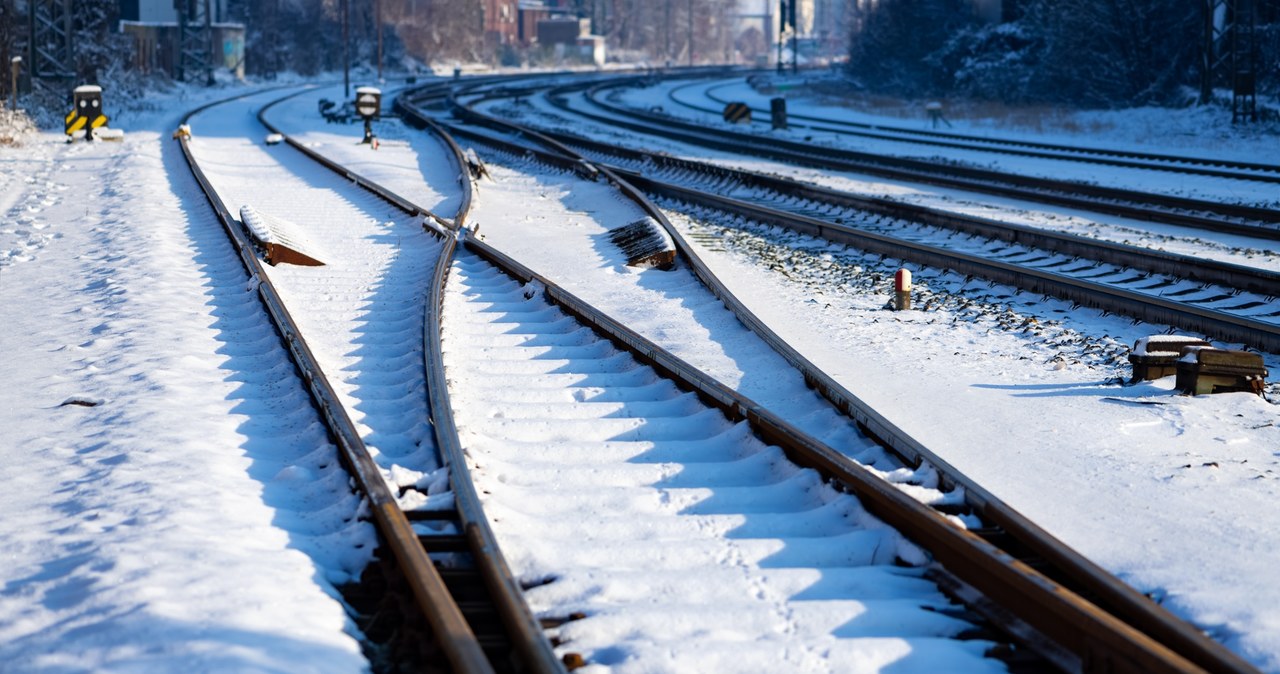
[671,78,1280,183]
[538,78,1280,239]
[503,123,1280,296]
[448,85,1280,353]
[398,81,1261,673]
[179,88,559,674]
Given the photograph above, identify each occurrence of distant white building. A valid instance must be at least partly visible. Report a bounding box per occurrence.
[119,0,231,24]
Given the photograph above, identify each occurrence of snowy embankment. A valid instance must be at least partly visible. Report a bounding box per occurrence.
[0,85,373,671]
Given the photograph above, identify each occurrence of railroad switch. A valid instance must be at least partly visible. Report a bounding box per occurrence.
[608,218,676,269]
[1128,335,1211,382]
[1175,346,1268,395]
[318,98,347,123]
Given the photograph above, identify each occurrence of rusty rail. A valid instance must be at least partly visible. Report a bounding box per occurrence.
[559,79,1280,236]
[180,87,555,674]
[412,80,1261,674]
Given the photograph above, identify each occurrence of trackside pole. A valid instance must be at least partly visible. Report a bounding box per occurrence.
[894,268,912,311]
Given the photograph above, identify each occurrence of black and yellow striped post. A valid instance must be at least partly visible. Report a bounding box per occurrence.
[722,101,751,125]
[65,85,109,141]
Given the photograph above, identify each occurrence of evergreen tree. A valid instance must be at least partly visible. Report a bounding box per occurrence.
[1021,0,1199,106]
[847,0,974,95]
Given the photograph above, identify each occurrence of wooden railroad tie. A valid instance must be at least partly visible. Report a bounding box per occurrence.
[608,218,676,269]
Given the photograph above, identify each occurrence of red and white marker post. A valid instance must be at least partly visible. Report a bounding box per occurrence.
[894,268,912,310]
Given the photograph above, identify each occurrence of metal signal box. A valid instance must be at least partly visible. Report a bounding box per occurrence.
[1128,336,1211,382]
[65,85,108,140]
[770,97,787,130]
[1175,347,1268,395]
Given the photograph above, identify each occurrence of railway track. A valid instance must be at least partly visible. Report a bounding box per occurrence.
[669,77,1280,183]
[178,87,560,674]
[399,81,1262,673]
[442,245,1016,672]
[449,85,1280,353]
[531,77,1280,240]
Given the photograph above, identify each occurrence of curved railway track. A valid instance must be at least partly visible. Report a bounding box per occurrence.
[449,84,1280,354]
[538,77,1280,239]
[398,80,1262,673]
[670,78,1280,183]
[179,87,559,674]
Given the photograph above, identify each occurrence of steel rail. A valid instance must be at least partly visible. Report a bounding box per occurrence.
[676,79,1280,182]
[398,92,568,674]
[255,86,566,674]
[618,170,1280,352]
[410,83,1262,674]
[502,122,1280,298]
[456,229,1211,674]
[545,80,1280,237]
[447,92,1280,352]
[179,88,520,674]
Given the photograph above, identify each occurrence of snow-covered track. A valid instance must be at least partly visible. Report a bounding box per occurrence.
[451,84,1280,352]
[442,240,1018,672]
[404,84,1264,674]
[553,78,1280,238]
[675,78,1280,183]
[449,222,1214,674]
[401,83,1259,674]
[618,169,1280,353]
[177,88,561,674]
[501,125,1280,301]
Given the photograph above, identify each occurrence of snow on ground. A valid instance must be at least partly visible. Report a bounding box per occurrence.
[0,85,374,671]
[262,85,464,220]
[3,69,1279,673]
[461,150,899,470]
[663,211,1280,670]
[459,84,1280,671]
